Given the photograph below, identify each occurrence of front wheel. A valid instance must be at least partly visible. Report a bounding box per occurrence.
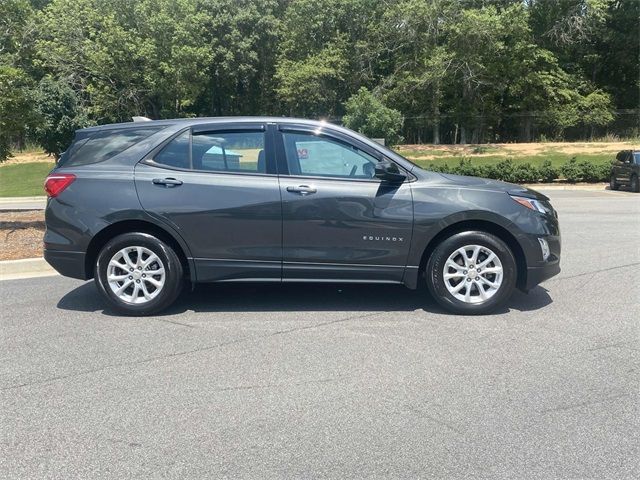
[631,175,639,193]
[95,232,184,315]
[425,231,517,315]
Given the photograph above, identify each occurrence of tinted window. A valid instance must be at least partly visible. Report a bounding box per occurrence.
[154,130,190,169]
[633,152,640,165]
[153,130,266,173]
[192,131,265,173]
[282,132,378,179]
[60,126,163,167]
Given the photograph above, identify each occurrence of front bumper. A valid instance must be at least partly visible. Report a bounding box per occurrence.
[44,249,87,280]
[524,261,561,291]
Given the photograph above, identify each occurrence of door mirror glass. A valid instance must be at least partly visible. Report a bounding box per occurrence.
[375,159,406,183]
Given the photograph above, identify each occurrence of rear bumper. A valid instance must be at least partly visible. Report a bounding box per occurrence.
[44,249,87,280]
[523,261,560,291]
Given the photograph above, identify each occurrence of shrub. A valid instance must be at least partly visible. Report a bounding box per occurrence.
[561,157,582,183]
[539,160,559,183]
[513,163,541,183]
[424,157,607,184]
[451,158,479,177]
[579,161,610,182]
[493,159,517,183]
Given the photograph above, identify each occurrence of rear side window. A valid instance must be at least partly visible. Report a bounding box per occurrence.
[152,130,266,174]
[60,126,163,167]
[153,130,190,169]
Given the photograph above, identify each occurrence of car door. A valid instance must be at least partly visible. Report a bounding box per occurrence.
[615,150,631,182]
[134,123,282,282]
[276,124,414,283]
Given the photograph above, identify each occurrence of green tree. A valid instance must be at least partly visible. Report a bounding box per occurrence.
[32,77,91,158]
[578,89,614,138]
[0,66,35,161]
[343,87,404,145]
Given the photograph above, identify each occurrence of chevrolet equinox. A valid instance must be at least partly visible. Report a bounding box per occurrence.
[44,117,561,315]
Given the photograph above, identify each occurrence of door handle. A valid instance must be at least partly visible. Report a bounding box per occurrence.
[152,177,183,187]
[286,185,317,195]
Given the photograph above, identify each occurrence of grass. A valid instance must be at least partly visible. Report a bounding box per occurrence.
[0,162,54,197]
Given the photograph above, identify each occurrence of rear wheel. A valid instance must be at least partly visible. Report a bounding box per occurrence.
[426,231,516,315]
[95,232,183,315]
[631,174,639,193]
[610,175,619,191]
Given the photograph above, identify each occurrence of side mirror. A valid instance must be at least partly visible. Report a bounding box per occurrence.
[375,159,406,183]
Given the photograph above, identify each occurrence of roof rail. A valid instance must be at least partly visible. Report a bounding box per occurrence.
[132,116,152,122]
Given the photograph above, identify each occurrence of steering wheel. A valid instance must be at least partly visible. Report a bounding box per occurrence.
[349,165,358,177]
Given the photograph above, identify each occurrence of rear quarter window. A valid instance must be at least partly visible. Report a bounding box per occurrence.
[59,126,164,167]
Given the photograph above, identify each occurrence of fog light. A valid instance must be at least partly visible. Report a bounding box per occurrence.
[538,237,550,261]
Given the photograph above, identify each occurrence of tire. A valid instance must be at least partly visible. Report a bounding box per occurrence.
[425,231,517,315]
[95,232,184,315]
[610,175,619,191]
[631,175,639,193]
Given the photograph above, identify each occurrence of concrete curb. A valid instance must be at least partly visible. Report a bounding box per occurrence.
[0,257,57,281]
[523,183,608,190]
[0,196,48,203]
[0,196,47,211]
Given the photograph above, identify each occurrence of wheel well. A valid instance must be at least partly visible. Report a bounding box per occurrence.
[84,220,190,280]
[418,220,527,289]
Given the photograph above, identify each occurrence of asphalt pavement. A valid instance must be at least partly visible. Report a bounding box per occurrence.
[1,189,638,479]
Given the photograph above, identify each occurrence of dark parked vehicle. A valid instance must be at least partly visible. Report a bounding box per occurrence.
[44,117,561,315]
[610,150,640,192]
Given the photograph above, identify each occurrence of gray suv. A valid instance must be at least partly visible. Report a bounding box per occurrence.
[44,117,560,315]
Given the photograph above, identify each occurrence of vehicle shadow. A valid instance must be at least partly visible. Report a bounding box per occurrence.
[57,281,553,316]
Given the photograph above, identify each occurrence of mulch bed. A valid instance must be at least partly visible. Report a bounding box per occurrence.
[0,210,45,260]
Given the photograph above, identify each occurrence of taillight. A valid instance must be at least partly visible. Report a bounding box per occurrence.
[44,173,76,197]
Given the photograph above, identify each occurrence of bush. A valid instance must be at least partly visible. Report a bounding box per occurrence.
[561,157,582,183]
[579,161,610,182]
[451,158,480,177]
[560,157,610,183]
[539,160,559,183]
[424,157,608,184]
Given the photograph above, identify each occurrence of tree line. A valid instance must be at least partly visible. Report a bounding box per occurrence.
[1,0,638,160]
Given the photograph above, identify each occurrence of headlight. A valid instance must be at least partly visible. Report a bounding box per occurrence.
[510,194,552,214]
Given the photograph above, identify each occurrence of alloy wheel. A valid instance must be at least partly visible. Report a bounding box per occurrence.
[107,246,166,304]
[443,244,503,304]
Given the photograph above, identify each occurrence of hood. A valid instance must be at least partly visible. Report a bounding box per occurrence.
[436,173,549,201]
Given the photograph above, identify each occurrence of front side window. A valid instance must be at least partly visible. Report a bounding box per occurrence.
[633,152,640,165]
[282,132,379,179]
[152,129,266,174]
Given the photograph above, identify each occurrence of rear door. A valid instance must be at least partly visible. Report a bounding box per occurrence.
[134,123,282,282]
[275,124,414,283]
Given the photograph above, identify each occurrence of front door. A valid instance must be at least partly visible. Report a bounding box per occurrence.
[276,125,414,283]
[615,150,631,182]
[135,123,282,282]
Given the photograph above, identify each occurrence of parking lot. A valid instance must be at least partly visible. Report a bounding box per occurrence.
[1,189,638,478]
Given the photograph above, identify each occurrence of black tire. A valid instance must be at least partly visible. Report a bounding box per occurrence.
[631,174,639,193]
[95,232,184,316]
[425,231,517,315]
[610,175,619,191]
